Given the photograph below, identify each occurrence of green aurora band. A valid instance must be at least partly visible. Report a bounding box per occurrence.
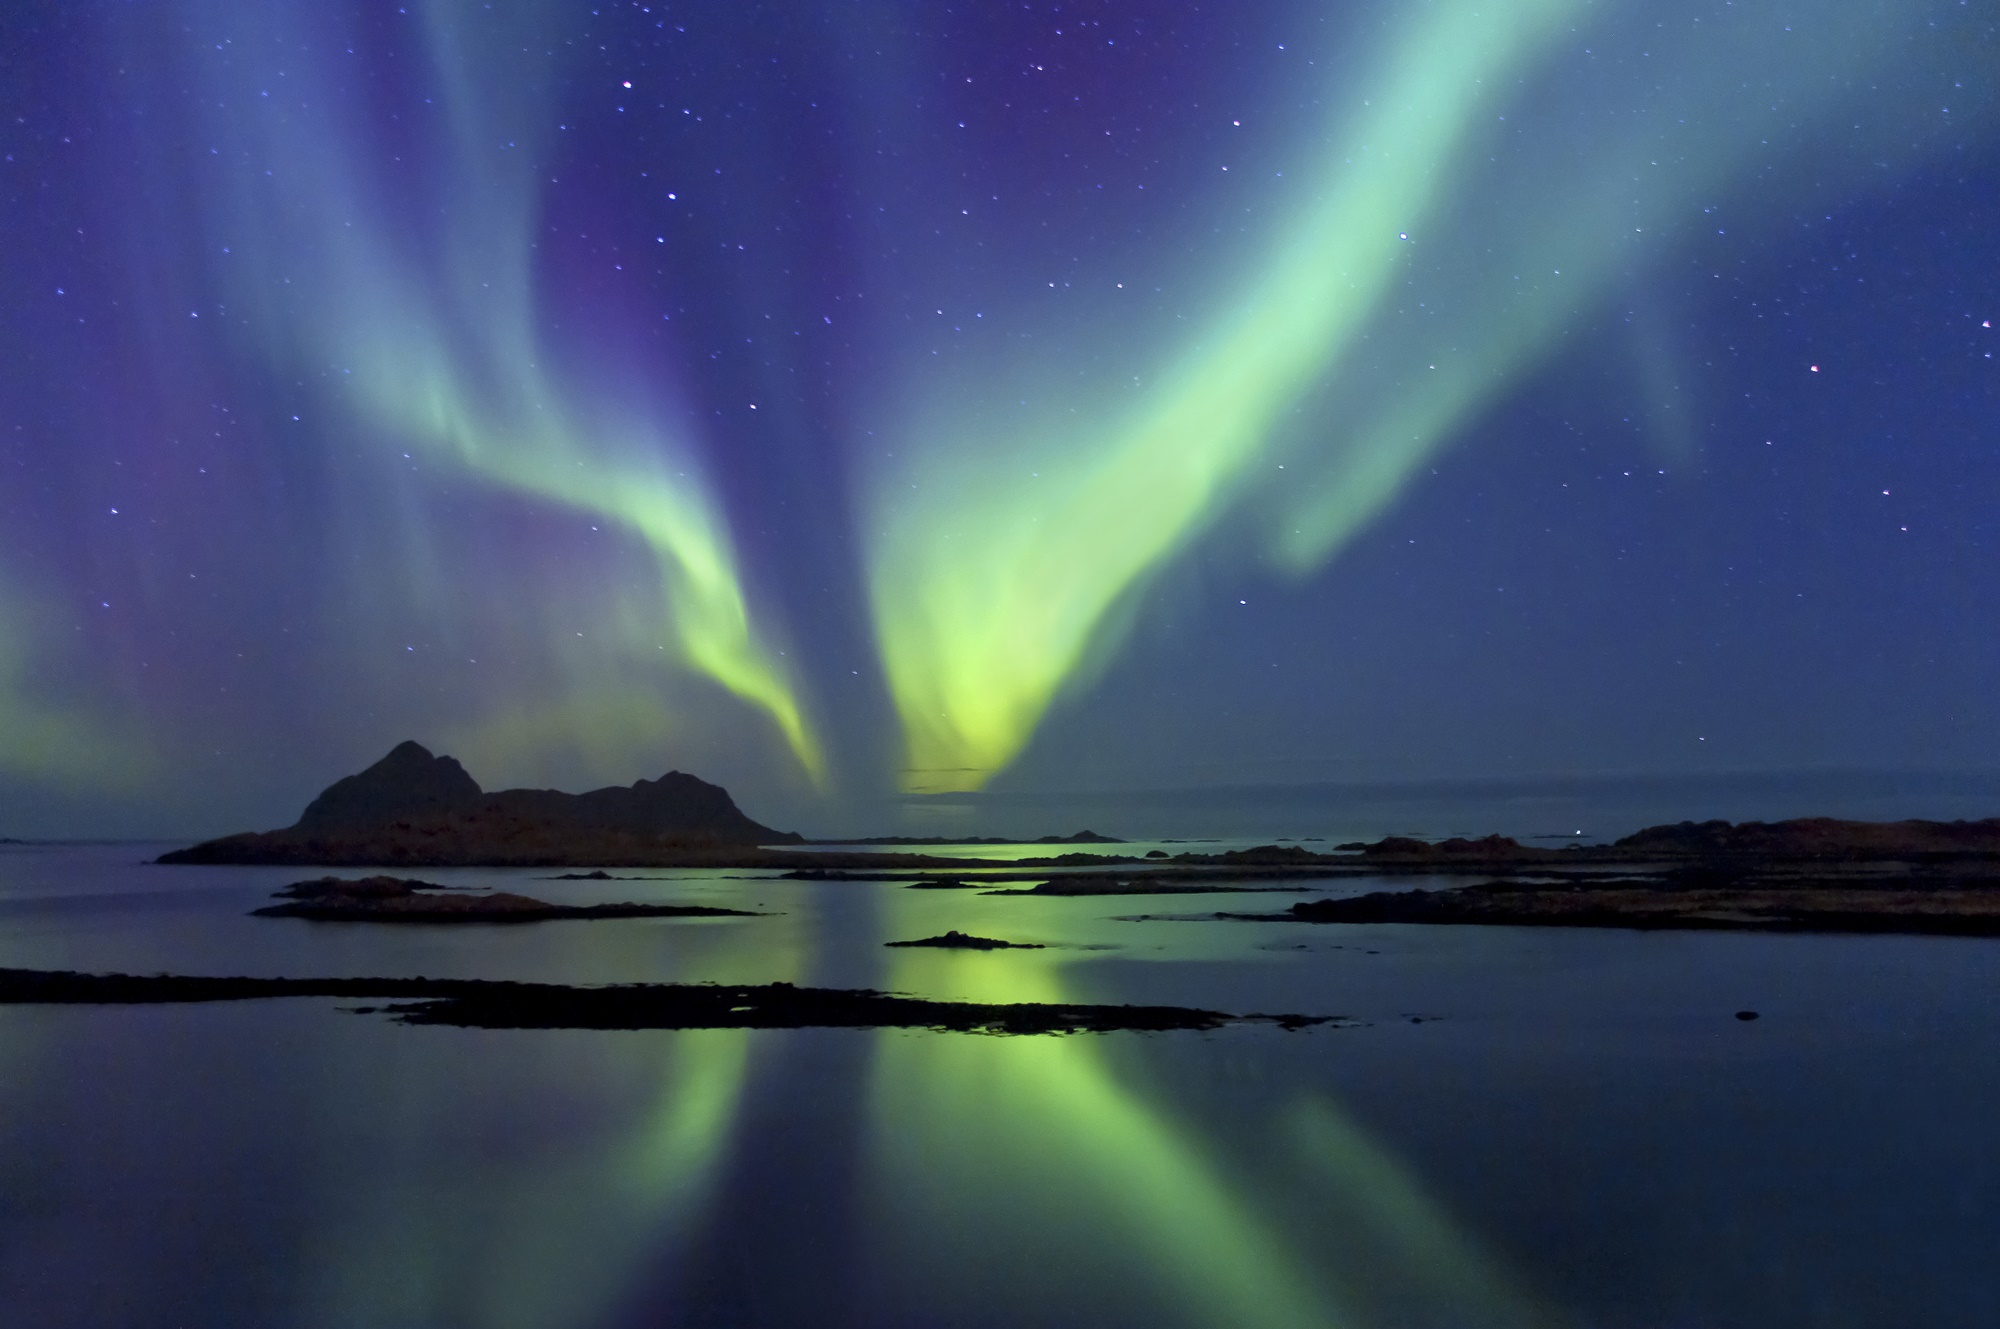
[178,0,823,783]
[865,0,1981,794]
[15,0,1978,804]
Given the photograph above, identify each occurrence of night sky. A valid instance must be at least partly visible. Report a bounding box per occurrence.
[1,0,1994,838]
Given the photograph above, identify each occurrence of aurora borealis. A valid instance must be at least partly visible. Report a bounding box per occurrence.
[1,0,1995,834]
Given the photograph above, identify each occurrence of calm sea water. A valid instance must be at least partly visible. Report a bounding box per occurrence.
[1,841,1996,1329]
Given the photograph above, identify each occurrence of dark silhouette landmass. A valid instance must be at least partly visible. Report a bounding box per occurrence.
[1253,881,2000,936]
[154,744,2000,903]
[159,741,804,866]
[981,875,1314,897]
[250,875,758,923]
[812,830,1125,845]
[884,931,1045,950]
[0,967,1331,1033]
[1333,818,2000,868]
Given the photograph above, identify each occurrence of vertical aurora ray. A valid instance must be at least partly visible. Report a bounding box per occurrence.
[1267,0,1980,575]
[865,0,1986,794]
[170,0,822,781]
[865,0,1587,792]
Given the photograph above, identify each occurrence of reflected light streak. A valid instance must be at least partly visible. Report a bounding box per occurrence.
[870,911,1545,1327]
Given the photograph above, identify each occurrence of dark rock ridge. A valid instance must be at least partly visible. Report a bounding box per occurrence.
[811,830,1126,846]
[1612,816,2000,860]
[884,931,1045,950]
[158,741,802,866]
[250,875,758,923]
[1266,882,2000,935]
[0,968,1333,1033]
[981,875,1311,897]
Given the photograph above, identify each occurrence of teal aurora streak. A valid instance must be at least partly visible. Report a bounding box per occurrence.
[0,0,1990,824]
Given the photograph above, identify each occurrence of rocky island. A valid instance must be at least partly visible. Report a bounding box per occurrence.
[160,741,811,867]
[1264,882,2000,935]
[0,967,1330,1033]
[1212,817,2000,937]
[884,931,1045,950]
[159,743,1151,869]
[251,875,759,923]
[154,745,2000,944]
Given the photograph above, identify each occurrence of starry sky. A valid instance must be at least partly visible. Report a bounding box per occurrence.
[1,0,1995,838]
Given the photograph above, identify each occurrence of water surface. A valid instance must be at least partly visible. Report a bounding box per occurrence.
[1,842,1995,1328]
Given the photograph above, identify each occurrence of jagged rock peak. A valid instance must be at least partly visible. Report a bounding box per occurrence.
[296,741,483,830]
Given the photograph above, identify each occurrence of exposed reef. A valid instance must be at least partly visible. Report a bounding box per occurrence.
[980,875,1314,897]
[1244,881,2000,936]
[810,830,1126,845]
[884,931,1045,950]
[0,968,1331,1033]
[251,875,758,923]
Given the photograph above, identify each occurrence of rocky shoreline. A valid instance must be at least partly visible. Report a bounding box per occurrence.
[251,875,759,923]
[1234,881,2000,936]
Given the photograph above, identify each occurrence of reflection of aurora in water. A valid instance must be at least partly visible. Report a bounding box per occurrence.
[869,925,1551,1329]
[7,851,2000,1325]
[269,899,1555,1327]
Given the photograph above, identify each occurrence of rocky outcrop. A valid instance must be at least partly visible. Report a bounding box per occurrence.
[158,742,802,866]
[1277,880,2000,935]
[0,968,1334,1033]
[1614,817,2000,860]
[250,875,757,922]
[884,931,1045,949]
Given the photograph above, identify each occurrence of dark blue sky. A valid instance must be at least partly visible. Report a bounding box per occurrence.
[0,1,1994,837]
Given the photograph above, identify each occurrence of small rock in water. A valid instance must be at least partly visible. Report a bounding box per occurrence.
[1734,1009,1760,1021]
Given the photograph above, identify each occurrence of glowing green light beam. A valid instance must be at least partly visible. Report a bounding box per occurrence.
[867,0,1586,791]
[185,0,823,781]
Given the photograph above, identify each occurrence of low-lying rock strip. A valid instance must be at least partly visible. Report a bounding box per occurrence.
[884,931,1045,950]
[981,876,1315,897]
[1230,882,2000,936]
[253,875,758,923]
[0,968,1334,1034]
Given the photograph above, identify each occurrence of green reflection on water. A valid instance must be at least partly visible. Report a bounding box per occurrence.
[294,915,796,1329]
[867,905,1556,1328]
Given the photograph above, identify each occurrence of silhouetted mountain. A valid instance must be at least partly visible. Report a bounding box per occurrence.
[298,741,483,830]
[158,742,801,865]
